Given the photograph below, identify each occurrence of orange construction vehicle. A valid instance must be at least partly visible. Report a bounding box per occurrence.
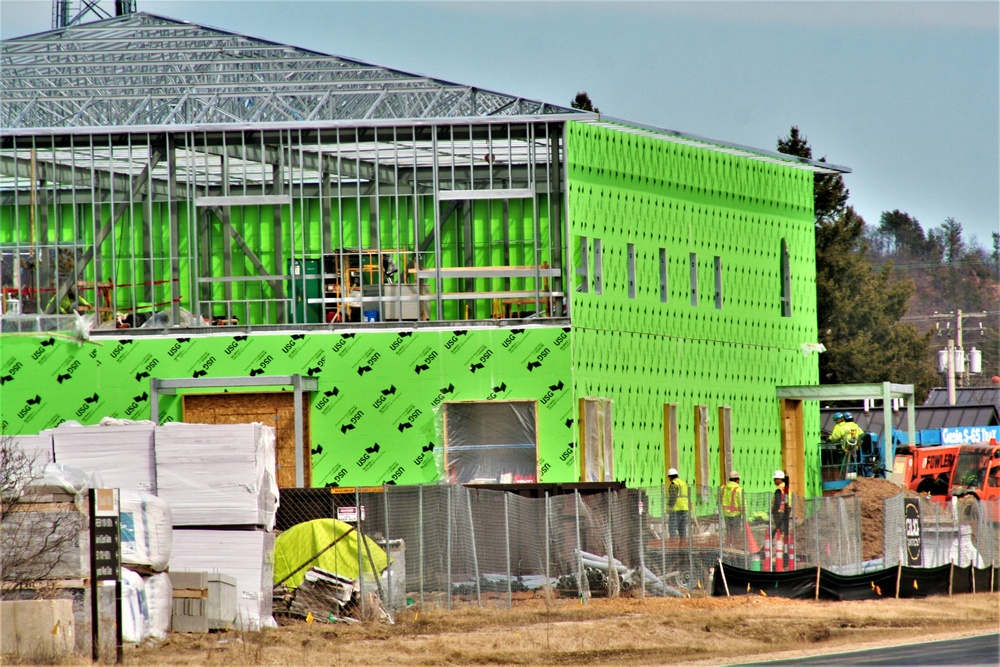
[894,441,1000,503]
[950,441,1000,502]
[894,444,960,497]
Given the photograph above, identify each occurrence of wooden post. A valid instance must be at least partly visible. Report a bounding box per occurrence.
[694,405,709,500]
[718,405,732,485]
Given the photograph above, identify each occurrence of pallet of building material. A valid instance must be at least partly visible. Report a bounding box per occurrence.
[1,500,89,583]
[154,422,279,529]
[45,420,157,494]
[285,567,355,621]
[120,489,172,571]
[170,530,275,630]
[8,434,55,467]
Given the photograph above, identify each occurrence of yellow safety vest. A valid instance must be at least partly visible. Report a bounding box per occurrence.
[668,477,689,512]
[722,481,742,517]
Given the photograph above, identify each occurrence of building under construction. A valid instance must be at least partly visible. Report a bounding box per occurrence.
[0,11,849,496]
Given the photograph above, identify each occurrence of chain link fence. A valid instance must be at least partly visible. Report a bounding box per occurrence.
[883,495,1000,570]
[275,485,998,612]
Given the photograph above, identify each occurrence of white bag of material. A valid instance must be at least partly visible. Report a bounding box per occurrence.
[141,572,172,640]
[48,421,157,494]
[171,529,275,630]
[120,568,148,644]
[120,490,172,571]
[155,422,279,529]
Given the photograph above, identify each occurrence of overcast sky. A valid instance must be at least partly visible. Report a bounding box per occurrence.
[3,1,998,247]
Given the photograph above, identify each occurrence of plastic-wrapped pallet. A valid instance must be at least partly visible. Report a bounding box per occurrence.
[154,422,279,529]
[142,571,172,640]
[171,529,275,630]
[120,568,147,643]
[47,419,157,494]
[120,490,172,571]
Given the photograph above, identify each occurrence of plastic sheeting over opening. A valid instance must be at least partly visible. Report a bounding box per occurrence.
[442,401,538,484]
[273,519,388,590]
[580,397,613,482]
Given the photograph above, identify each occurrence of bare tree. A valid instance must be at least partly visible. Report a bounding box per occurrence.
[1,435,87,597]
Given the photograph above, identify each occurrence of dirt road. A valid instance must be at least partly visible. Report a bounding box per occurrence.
[118,593,1000,666]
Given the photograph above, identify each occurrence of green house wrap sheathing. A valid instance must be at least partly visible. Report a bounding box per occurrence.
[0,326,575,486]
[564,121,821,496]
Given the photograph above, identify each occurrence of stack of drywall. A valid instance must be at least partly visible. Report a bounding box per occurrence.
[9,433,54,467]
[153,422,279,529]
[47,420,157,494]
[170,530,275,629]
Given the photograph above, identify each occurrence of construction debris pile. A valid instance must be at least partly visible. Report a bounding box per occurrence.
[273,568,391,624]
[837,477,904,561]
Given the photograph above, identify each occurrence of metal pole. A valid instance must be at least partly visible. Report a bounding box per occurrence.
[544,492,550,602]
[686,485,693,584]
[383,483,392,610]
[505,492,512,609]
[947,339,957,405]
[418,484,424,607]
[659,484,666,596]
[466,488,481,607]
[638,490,646,597]
[356,487,364,618]
[574,490,584,601]
[446,484,452,610]
[607,491,615,597]
[718,486,724,566]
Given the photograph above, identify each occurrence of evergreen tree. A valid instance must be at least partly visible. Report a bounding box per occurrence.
[938,217,965,265]
[571,92,600,113]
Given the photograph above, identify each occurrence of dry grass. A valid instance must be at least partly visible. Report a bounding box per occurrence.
[106,593,1000,666]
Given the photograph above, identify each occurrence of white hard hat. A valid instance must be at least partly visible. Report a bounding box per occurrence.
[773,470,785,480]
[667,468,679,477]
[729,470,740,479]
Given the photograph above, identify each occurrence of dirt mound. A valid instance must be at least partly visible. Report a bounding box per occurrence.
[837,478,904,560]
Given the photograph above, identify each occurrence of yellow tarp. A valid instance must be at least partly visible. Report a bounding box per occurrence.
[273,518,388,590]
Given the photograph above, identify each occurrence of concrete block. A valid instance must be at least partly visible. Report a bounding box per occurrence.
[1,599,75,660]
[206,573,237,630]
[168,571,209,590]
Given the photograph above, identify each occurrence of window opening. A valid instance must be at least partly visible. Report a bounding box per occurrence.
[627,243,636,299]
[689,252,698,306]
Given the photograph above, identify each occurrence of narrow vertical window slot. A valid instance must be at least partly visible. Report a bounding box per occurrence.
[627,243,636,299]
[689,252,698,306]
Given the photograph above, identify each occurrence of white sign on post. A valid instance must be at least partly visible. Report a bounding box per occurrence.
[337,506,365,522]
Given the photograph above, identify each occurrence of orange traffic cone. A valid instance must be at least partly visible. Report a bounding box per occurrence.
[745,522,759,553]
[762,527,772,572]
[787,531,796,571]
[774,530,785,572]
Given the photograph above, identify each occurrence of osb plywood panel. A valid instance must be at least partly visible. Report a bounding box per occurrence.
[183,392,310,488]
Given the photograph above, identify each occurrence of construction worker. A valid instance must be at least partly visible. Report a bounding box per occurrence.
[721,470,743,545]
[666,468,689,539]
[771,470,790,538]
[829,411,864,453]
[829,411,864,473]
[771,469,791,569]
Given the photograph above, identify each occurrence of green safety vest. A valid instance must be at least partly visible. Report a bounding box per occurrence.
[722,481,743,517]
[668,477,689,512]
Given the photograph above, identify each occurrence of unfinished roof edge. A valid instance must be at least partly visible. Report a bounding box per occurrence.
[1,12,581,128]
[2,12,850,174]
[589,116,851,174]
